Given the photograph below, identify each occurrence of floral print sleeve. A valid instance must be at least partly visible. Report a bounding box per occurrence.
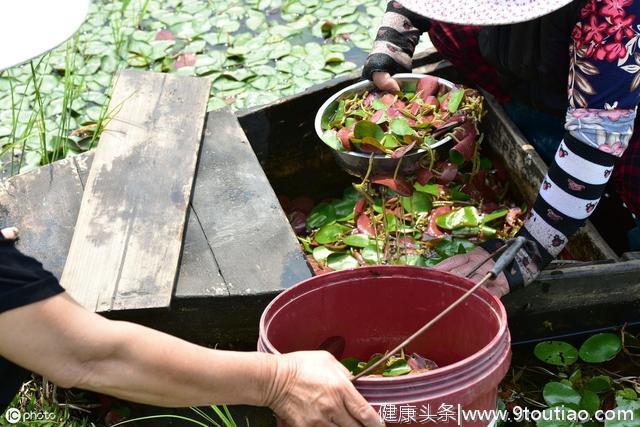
[506,0,640,288]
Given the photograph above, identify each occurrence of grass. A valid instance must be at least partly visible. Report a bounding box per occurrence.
[0,377,96,427]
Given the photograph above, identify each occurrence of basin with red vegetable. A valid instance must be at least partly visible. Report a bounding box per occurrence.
[314,73,482,178]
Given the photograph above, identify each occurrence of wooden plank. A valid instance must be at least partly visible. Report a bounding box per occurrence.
[0,157,84,278]
[74,151,229,299]
[60,70,210,312]
[191,108,312,295]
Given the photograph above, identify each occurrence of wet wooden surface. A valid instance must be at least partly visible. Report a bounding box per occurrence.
[60,70,210,312]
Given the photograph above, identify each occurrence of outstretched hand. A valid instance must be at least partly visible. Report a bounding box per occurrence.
[433,247,510,298]
[267,351,384,427]
[372,71,400,92]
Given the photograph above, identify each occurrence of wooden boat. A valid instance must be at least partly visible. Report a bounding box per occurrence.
[0,54,638,353]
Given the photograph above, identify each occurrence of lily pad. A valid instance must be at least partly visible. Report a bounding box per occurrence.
[543,381,582,408]
[578,333,621,363]
[534,341,579,367]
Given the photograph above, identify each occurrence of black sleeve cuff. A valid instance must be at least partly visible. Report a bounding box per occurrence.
[362,53,412,81]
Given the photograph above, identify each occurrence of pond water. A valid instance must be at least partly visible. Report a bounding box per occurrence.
[0,0,431,176]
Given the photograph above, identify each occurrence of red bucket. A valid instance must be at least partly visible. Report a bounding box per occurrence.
[258,266,510,427]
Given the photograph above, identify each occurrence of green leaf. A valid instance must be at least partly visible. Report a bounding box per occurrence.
[605,399,640,427]
[381,134,399,148]
[354,120,385,141]
[435,238,475,258]
[397,254,427,266]
[372,98,386,110]
[424,257,443,267]
[584,375,612,394]
[400,192,432,214]
[617,388,638,401]
[578,333,622,363]
[360,244,382,264]
[436,207,481,230]
[343,234,370,248]
[543,382,582,408]
[307,202,337,229]
[341,357,361,375]
[331,197,357,219]
[312,246,334,263]
[534,341,579,367]
[382,359,412,377]
[327,252,359,270]
[329,99,346,127]
[389,117,415,136]
[580,390,600,415]
[481,209,508,224]
[414,183,442,197]
[315,223,347,244]
[321,129,345,152]
[447,88,465,113]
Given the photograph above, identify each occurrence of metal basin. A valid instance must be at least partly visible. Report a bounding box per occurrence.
[314,73,456,178]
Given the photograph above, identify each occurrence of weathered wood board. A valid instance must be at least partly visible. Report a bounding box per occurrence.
[60,70,210,312]
[0,157,84,278]
[191,109,312,295]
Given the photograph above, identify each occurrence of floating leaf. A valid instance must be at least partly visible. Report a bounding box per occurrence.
[343,234,370,248]
[327,252,359,270]
[606,398,640,427]
[580,390,600,415]
[578,333,621,363]
[543,382,582,408]
[534,341,579,367]
[584,375,612,394]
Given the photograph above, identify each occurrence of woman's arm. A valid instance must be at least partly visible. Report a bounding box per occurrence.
[438,1,640,292]
[363,1,430,91]
[0,291,381,426]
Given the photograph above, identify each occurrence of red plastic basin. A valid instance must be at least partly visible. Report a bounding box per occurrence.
[258,266,510,426]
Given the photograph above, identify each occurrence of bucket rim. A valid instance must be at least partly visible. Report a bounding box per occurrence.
[258,265,509,383]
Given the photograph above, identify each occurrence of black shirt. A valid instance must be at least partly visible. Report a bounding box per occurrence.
[0,241,64,411]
